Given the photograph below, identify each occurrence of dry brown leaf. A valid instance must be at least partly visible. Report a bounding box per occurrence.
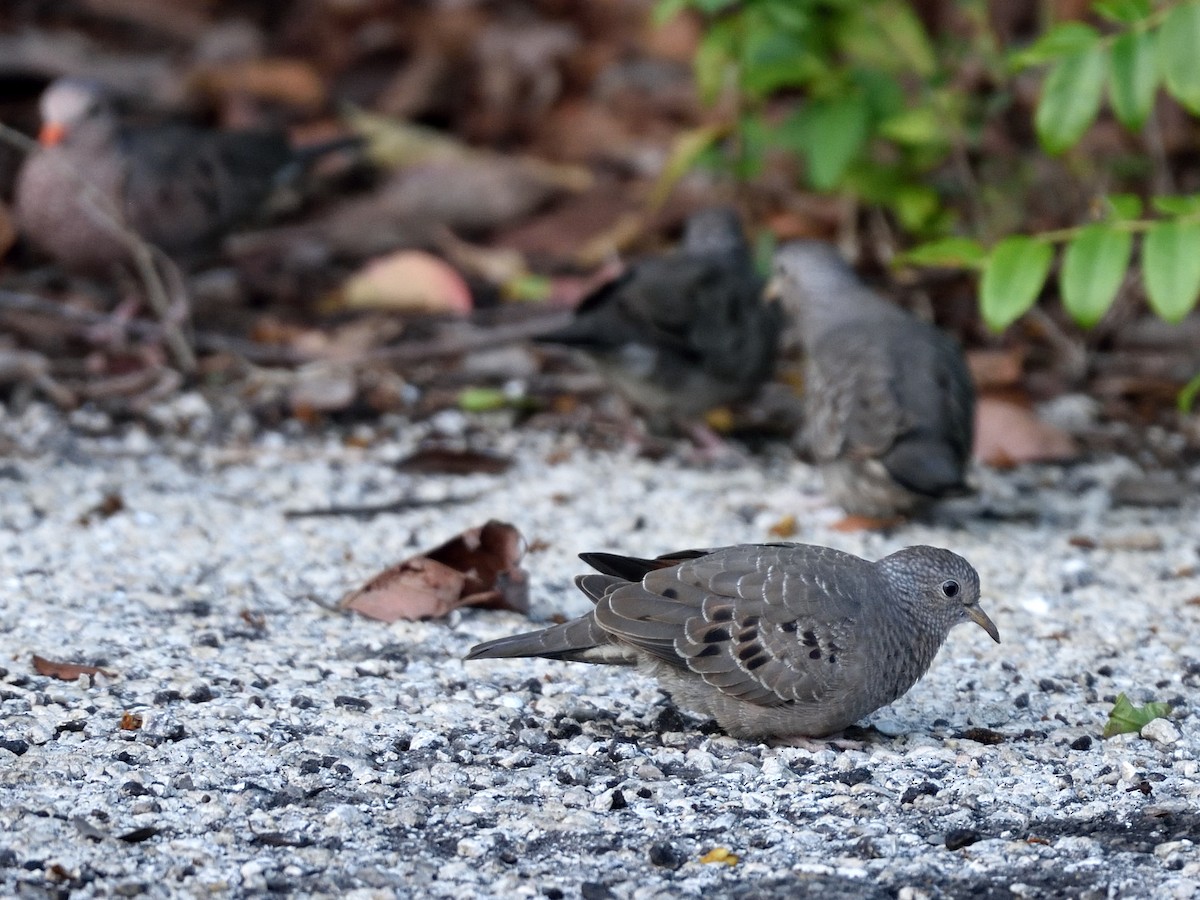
[190,58,326,110]
[336,251,472,316]
[967,348,1025,390]
[768,515,797,539]
[119,712,143,731]
[974,396,1079,468]
[32,654,114,681]
[396,446,513,476]
[340,520,528,622]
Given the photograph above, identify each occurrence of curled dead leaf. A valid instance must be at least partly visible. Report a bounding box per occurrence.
[340,520,528,622]
[32,654,114,682]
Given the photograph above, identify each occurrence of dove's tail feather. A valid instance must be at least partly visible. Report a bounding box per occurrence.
[465,614,635,665]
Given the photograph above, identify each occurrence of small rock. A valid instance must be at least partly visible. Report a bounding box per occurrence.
[945,828,981,851]
[1141,718,1180,745]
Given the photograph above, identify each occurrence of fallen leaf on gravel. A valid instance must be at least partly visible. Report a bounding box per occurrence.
[699,848,739,866]
[340,520,528,622]
[119,712,143,731]
[396,446,513,475]
[77,491,125,525]
[336,250,472,316]
[32,654,114,681]
[974,396,1079,468]
[1104,693,1171,739]
[768,515,797,538]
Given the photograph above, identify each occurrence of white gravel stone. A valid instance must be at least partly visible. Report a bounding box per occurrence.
[1142,717,1182,745]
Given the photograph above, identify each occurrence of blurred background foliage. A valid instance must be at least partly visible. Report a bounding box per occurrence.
[659,0,1200,337]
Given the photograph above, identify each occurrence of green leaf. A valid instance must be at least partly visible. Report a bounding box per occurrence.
[889,184,941,231]
[1159,1,1200,113]
[878,0,938,76]
[458,387,511,412]
[1142,221,1200,323]
[877,106,945,147]
[1104,193,1143,221]
[1010,22,1099,70]
[1060,225,1133,327]
[1035,45,1107,154]
[981,237,1054,331]
[1180,370,1200,413]
[741,21,813,97]
[1109,29,1158,131]
[1103,692,1171,739]
[796,94,870,190]
[1092,0,1152,24]
[898,237,988,268]
[1151,193,1200,216]
[693,19,737,103]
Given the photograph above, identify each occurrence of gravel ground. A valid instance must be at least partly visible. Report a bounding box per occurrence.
[1,398,1198,899]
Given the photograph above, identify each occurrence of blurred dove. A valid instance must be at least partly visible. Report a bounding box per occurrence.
[467,542,998,739]
[14,77,355,272]
[536,208,781,429]
[772,241,975,518]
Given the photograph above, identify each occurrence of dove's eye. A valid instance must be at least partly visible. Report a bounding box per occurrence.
[941,580,960,598]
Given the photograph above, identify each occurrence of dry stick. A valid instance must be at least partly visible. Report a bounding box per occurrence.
[364,311,573,365]
[0,121,196,372]
[0,288,308,364]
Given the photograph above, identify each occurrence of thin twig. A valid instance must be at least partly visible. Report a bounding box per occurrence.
[0,288,309,364]
[364,311,573,365]
[0,121,196,372]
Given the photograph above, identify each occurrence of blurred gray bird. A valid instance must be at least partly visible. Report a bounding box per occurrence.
[536,208,781,429]
[14,77,355,272]
[467,542,999,739]
[772,241,975,518]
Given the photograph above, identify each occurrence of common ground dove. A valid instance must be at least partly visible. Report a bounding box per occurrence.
[14,77,353,272]
[467,542,998,739]
[536,208,781,428]
[773,241,975,517]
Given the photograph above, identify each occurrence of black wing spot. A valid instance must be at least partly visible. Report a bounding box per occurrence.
[738,626,759,643]
[703,627,730,644]
[802,630,819,647]
[745,656,768,671]
[662,587,679,599]
[808,648,821,660]
[712,608,733,622]
[827,655,837,665]
[742,616,760,627]
[738,643,764,662]
[780,620,798,633]
[694,644,720,658]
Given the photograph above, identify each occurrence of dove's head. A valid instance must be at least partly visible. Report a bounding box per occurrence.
[771,240,860,293]
[878,545,999,643]
[38,78,111,147]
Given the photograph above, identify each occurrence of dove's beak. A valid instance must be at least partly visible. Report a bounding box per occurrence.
[39,122,67,147]
[966,604,1001,643]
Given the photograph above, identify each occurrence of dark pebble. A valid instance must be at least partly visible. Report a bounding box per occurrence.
[187,685,214,703]
[1070,735,1093,751]
[0,739,30,756]
[291,695,314,709]
[648,842,687,870]
[580,883,615,900]
[333,696,371,711]
[945,828,982,850]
